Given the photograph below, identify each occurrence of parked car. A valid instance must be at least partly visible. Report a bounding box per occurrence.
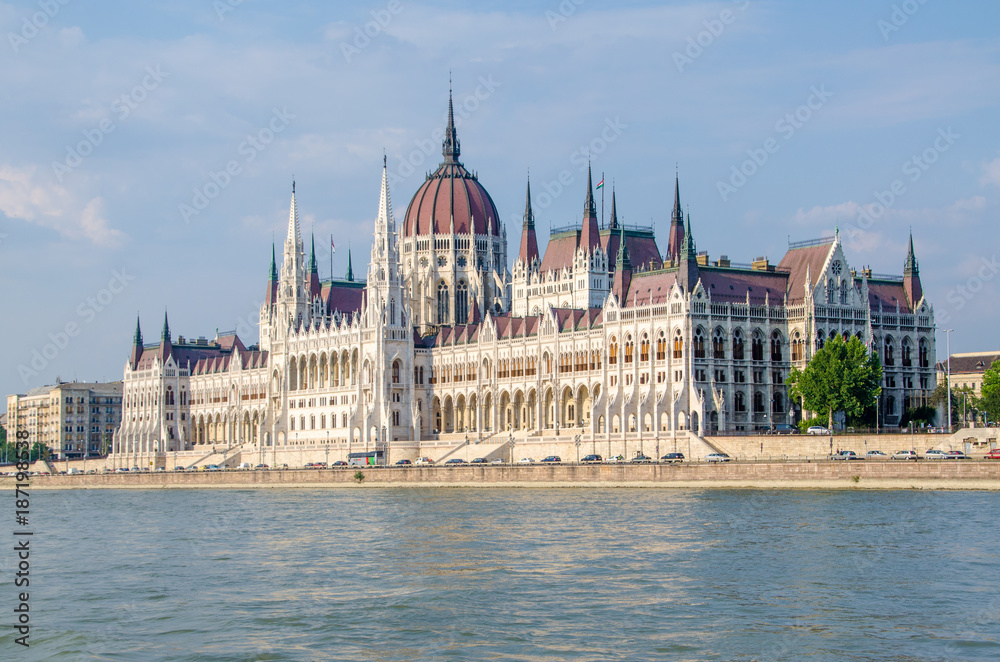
[490,458,506,465]
[606,454,626,463]
[768,424,799,435]
[202,464,221,471]
[924,449,948,460]
[516,457,535,465]
[891,450,918,461]
[237,462,253,470]
[414,457,434,466]
[444,458,466,465]
[394,459,412,466]
[470,458,487,464]
[807,426,832,435]
[330,461,347,467]
[631,453,653,463]
[540,455,562,464]
[581,454,603,464]
[254,464,269,470]
[945,450,971,460]
[985,449,1000,460]
[865,450,887,459]
[660,452,685,464]
[832,450,862,460]
[705,453,732,463]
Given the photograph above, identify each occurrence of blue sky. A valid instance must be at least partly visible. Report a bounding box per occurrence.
[2,0,999,406]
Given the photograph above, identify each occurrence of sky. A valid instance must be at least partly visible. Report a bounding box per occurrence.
[2,0,999,408]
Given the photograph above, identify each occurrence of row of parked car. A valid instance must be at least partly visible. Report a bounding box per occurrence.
[832,449,994,460]
[390,453,696,465]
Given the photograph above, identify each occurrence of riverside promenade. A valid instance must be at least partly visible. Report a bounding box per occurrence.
[15,460,1000,490]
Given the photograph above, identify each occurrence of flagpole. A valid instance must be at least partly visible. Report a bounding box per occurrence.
[330,234,334,281]
[601,171,605,229]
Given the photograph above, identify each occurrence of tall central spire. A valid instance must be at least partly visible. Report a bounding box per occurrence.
[442,81,461,164]
[286,181,302,251]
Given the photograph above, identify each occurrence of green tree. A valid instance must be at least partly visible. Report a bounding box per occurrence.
[980,360,1000,424]
[788,334,882,431]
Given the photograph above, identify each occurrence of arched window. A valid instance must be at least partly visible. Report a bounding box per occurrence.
[791,332,803,362]
[753,391,765,413]
[640,334,650,362]
[770,330,783,362]
[772,392,784,413]
[919,338,929,368]
[884,336,895,367]
[656,332,666,361]
[673,330,684,359]
[827,279,835,304]
[732,329,745,360]
[694,327,706,359]
[437,282,450,325]
[713,328,726,359]
[625,336,634,364]
[455,280,469,323]
[389,298,396,325]
[392,360,401,384]
[840,280,849,305]
[751,330,764,362]
[608,338,618,365]
[735,391,746,412]
[901,338,913,367]
[816,330,825,350]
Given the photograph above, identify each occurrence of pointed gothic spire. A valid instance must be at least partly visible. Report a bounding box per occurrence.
[615,225,631,270]
[133,315,143,346]
[904,230,919,276]
[161,310,170,343]
[518,176,539,264]
[269,243,277,281]
[309,234,318,274]
[346,248,354,282]
[682,212,697,259]
[286,181,302,250]
[584,162,597,218]
[378,156,394,228]
[580,162,600,251]
[667,174,686,263]
[442,82,461,164]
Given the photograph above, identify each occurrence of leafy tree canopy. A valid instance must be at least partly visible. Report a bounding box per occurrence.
[789,334,882,430]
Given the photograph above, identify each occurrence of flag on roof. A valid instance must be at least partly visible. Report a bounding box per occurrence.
[596,178,604,190]
[331,236,336,253]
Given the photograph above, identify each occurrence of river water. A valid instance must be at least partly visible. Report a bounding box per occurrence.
[4,488,998,661]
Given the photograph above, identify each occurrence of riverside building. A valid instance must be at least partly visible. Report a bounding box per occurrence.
[6,381,123,460]
[111,95,937,466]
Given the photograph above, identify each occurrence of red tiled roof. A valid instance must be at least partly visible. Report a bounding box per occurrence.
[700,268,789,305]
[867,281,913,314]
[622,271,678,307]
[778,243,832,304]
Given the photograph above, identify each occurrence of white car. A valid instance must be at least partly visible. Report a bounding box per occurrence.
[516,457,535,465]
[414,457,434,466]
[807,426,832,435]
[891,450,918,461]
[924,449,948,460]
[705,453,732,463]
[490,458,506,465]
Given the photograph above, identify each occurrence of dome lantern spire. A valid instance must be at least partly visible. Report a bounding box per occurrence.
[442,79,461,164]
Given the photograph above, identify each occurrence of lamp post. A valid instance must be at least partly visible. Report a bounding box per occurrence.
[943,329,954,432]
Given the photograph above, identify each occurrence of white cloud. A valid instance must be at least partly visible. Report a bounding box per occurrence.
[0,164,125,246]
[981,156,1000,188]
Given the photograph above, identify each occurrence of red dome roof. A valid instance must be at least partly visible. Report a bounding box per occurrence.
[403,162,501,237]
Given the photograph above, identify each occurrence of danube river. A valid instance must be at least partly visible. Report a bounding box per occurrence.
[6,488,998,661]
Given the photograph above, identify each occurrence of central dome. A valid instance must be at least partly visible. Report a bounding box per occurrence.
[402,94,502,238]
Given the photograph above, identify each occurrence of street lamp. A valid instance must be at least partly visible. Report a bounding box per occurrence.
[943,329,954,432]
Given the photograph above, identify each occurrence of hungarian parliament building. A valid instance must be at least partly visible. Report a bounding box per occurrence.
[112,95,937,463]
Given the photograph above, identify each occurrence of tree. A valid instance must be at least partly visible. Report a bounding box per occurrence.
[789,334,882,430]
[981,360,1000,423]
